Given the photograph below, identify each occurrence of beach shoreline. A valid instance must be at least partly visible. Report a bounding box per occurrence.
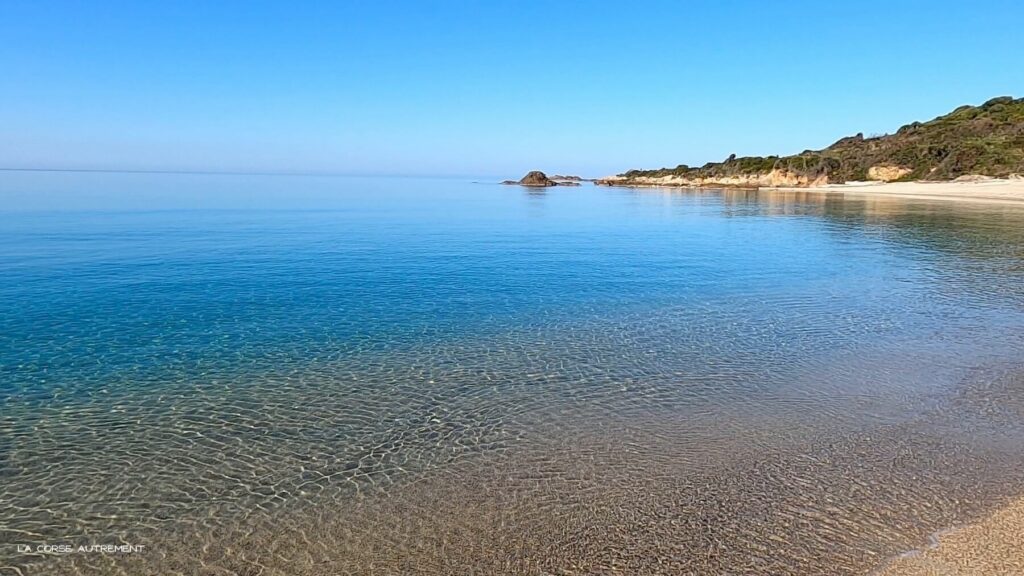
[599,178,1024,206]
[767,178,1024,206]
[874,496,1024,575]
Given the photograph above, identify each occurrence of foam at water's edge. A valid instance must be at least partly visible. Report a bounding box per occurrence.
[869,525,960,575]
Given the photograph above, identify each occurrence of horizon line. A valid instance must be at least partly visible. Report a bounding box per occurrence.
[0,167,495,179]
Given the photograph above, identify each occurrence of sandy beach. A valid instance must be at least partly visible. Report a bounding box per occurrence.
[766,178,1024,206]
[876,496,1024,575]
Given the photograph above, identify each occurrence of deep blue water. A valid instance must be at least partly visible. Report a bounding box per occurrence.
[3,173,1024,574]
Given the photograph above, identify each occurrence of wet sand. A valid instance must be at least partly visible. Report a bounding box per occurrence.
[768,178,1024,206]
[876,497,1024,575]
[875,367,1024,575]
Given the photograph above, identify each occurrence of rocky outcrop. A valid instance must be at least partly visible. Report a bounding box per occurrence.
[867,165,912,182]
[595,169,829,189]
[502,171,580,187]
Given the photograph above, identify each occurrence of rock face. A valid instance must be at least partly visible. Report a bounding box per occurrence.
[595,169,829,189]
[519,171,556,186]
[502,171,580,187]
[867,165,912,182]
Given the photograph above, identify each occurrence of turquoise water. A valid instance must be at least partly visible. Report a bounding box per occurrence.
[3,173,1024,574]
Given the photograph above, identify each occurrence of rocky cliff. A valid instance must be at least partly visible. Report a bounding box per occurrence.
[597,168,829,189]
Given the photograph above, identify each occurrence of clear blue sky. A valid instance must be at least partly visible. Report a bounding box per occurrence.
[2,1,1022,177]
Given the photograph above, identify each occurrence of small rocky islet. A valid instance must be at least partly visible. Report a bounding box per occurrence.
[502,171,582,187]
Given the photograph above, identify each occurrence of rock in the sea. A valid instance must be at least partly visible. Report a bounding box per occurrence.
[519,171,558,186]
[503,171,578,187]
[501,171,583,187]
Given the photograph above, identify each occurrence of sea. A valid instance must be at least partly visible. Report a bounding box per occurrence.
[2,172,1024,574]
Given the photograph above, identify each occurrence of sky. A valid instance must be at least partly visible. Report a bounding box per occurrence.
[1,0,1022,178]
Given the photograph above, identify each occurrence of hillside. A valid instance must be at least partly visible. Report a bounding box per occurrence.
[602,96,1024,187]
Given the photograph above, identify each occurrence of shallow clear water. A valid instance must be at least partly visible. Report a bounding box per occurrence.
[3,173,1024,574]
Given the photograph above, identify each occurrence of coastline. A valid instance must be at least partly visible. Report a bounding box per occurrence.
[598,178,1024,206]
[768,179,1024,206]
[875,496,1024,575]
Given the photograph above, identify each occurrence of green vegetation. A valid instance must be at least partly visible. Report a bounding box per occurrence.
[620,96,1024,182]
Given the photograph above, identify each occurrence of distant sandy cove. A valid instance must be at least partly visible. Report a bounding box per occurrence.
[766,178,1024,206]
